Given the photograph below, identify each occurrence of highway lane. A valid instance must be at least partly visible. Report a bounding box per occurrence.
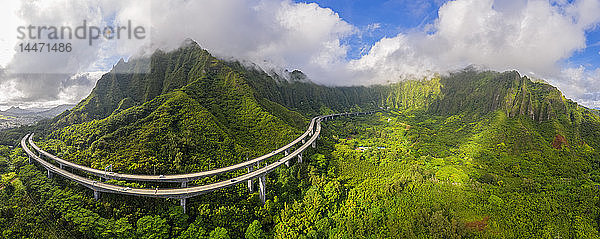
[28,117,319,183]
[22,112,374,201]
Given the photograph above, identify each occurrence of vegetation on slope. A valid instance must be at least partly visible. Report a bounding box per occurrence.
[275,110,600,238]
[41,42,314,175]
[1,43,600,238]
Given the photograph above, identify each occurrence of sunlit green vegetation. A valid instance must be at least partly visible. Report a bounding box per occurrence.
[275,110,600,238]
[1,44,599,238]
[4,108,599,238]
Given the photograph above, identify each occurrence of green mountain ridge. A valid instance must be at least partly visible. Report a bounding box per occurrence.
[46,42,313,174]
[20,41,600,175]
[2,41,600,238]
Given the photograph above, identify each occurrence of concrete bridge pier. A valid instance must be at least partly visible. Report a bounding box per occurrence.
[302,138,305,144]
[181,181,187,188]
[28,156,32,164]
[47,169,53,179]
[247,165,254,192]
[59,163,64,169]
[284,149,290,167]
[180,198,187,213]
[312,140,316,148]
[94,190,100,200]
[258,175,266,203]
[297,153,302,163]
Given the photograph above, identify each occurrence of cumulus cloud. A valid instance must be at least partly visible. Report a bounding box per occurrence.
[347,0,600,107]
[1,0,354,107]
[0,1,22,68]
[0,72,102,110]
[552,66,600,108]
[146,0,355,84]
[351,0,598,82]
[0,0,149,109]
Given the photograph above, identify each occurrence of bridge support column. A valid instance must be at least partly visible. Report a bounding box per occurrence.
[94,190,100,200]
[247,166,254,192]
[180,199,187,214]
[258,175,266,204]
[297,153,302,163]
[312,141,316,148]
[47,169,53,179]
[28,156,32,164]
[59,163,64,169]
[181,181,187,188]
[284,150,290,167]
[302,138,305,144]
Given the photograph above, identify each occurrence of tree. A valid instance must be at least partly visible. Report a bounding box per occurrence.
[136,215,170,239]
[245,220,265,239]
[177,221,207,239]
[209,227,230,239]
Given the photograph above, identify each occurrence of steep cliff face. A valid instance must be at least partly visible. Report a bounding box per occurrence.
[503,74,567,122]
[46,41,311,174]
[383,69,579,123]
[54,42,216,126]
[51,39,583,129]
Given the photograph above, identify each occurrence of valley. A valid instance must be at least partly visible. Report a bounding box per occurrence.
[0,43,598,238]
[3,1,600,238]
[0,105,75,130]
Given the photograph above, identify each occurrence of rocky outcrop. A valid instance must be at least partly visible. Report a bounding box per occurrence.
[552,134,568,149]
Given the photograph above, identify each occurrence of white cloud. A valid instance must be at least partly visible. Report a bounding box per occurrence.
[348,0,600,107]
[1,0,355,108]
[146,0,354,83]
[0,0,22,68]
[352,0,597,82]
[550,66,600,108]
[0,0,149,108]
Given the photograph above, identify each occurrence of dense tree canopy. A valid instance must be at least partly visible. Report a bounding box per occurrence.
[1,44,599,238]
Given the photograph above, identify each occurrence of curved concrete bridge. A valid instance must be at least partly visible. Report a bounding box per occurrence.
[22,112,375,212]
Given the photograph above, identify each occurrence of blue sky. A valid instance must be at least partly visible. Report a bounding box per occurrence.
[299,0,600,68]
[571,28,600,68]
[298,0,449,59]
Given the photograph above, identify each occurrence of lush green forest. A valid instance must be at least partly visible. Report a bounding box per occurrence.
[1,43,600,238]
[3,109,600,238]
